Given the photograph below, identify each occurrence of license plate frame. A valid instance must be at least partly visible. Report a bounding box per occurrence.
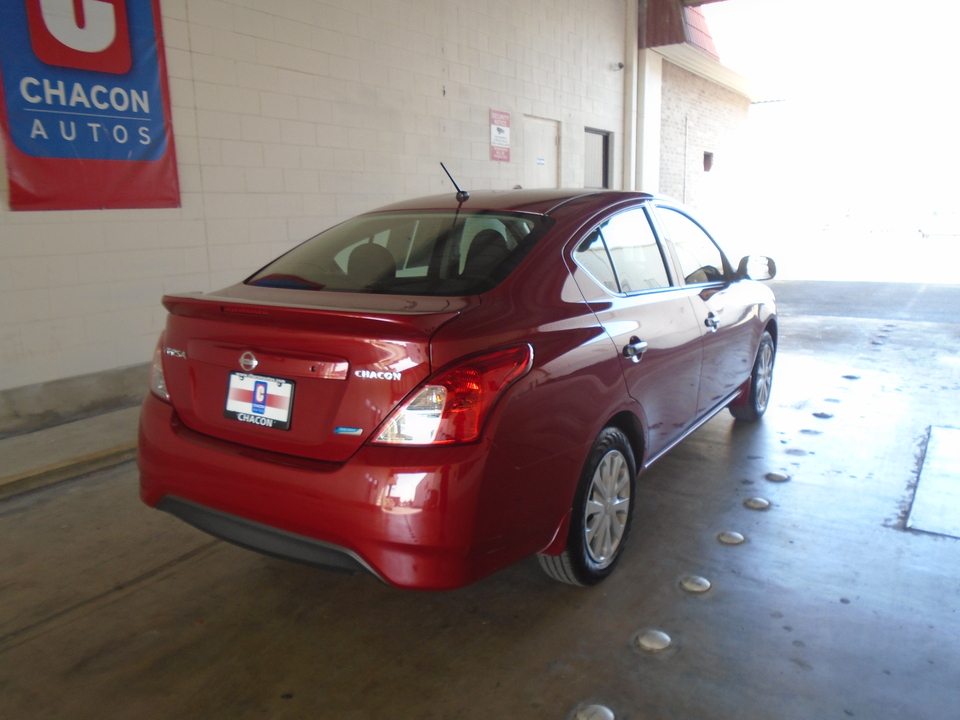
[224,372,295,431]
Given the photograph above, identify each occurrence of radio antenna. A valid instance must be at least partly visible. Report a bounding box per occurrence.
[440,162,470,203]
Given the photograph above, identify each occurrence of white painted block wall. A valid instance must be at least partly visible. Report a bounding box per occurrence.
[0,0,628,392]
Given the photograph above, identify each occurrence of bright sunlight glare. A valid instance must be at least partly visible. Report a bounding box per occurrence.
[700,0,960,281]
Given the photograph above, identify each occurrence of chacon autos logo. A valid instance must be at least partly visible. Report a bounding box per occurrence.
[27,0,132,73]
[0,0,168,160]
[354,370,402,381]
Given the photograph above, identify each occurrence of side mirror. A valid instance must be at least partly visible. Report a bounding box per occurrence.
[736,255,777,281]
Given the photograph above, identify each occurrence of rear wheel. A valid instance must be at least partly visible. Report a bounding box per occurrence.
[538,427,636,586]
[730,330,775,422]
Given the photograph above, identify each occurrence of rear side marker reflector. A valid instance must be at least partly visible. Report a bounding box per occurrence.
[373,344,533,446]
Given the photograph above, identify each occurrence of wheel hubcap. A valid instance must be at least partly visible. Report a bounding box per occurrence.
[584,449,631,568]
[755,342,774,411]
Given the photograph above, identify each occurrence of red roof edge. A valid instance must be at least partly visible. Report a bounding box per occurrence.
[641,0,722,61]
[683,6,720,60]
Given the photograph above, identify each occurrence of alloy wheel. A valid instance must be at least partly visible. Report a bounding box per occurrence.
[755,341,774,412]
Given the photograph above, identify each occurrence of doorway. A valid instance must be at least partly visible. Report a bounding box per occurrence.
[523,116,559,188]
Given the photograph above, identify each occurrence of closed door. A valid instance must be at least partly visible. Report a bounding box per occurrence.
[568,207,703,460]
[653,205,757,415]
[523,116,559,188]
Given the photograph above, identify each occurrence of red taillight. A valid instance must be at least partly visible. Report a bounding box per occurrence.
[373,345,533,445]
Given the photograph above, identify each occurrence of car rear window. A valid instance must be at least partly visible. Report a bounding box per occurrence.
[246,210,552,296]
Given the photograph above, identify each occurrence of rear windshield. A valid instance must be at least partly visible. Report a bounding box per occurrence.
[246,210,552,296]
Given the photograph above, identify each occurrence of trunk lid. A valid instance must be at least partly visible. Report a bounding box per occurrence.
[159,285,473,462]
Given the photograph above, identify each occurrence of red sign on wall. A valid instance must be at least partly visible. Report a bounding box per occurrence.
[490,110,510,163]
[0,0,179,210]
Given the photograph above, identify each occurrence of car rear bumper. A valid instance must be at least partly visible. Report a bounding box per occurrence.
[138,393,517,590]
[155,495,378,577]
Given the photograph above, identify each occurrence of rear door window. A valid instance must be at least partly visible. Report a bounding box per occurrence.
[573,229,618,293]
[573,208,671,294]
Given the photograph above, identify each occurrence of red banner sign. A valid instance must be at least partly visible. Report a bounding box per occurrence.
[0,0,179,210]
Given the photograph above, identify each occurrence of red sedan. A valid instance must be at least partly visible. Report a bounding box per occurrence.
[139,189,777,590]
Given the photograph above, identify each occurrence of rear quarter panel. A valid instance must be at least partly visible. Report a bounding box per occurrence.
[428,218,637,560]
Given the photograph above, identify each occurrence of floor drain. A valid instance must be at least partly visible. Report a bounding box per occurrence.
[718,531,745,545]
[680,575,712,593]
[635,629,672,652]
[573,704,615,720]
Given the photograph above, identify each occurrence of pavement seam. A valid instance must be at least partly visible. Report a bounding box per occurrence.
[0,539,221,653]
[0,442,139,499]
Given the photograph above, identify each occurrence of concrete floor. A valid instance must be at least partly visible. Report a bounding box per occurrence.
[2,286,959,720]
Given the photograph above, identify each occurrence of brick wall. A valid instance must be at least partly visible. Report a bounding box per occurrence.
[0,0,627,395]
[658,59,749,211]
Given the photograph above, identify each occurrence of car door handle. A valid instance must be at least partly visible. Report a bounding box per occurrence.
[623,337,648,360]
[704,313,720,331]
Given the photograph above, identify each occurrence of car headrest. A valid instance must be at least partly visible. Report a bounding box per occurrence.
[463,229,509,278]
[347,243,396,286]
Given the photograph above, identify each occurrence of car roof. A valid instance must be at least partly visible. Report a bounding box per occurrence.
[371,189,659,217]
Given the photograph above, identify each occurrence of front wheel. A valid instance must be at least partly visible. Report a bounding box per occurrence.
[730,330,775,422]
[538,427,637,586]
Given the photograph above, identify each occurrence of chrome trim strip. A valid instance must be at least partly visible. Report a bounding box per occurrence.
[642,388,743,470]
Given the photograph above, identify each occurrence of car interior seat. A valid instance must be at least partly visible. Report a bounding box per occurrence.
[347,242,397,287]
[462,229,510,278]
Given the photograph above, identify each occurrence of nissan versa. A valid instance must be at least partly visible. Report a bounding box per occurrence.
[138,189,777,590]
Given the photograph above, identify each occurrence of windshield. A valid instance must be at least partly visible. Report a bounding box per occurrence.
[246,210,552,296]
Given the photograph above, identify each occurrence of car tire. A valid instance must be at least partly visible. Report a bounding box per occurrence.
[538,427,636,586]
[729,330,775,422]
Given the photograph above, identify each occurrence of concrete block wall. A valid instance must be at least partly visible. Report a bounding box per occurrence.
[658,59,749,212]
[0,0,628,413]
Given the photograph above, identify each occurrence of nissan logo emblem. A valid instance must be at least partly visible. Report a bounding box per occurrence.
[239,351,258,372]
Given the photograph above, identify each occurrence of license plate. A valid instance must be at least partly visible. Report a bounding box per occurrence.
[224,373,295,430]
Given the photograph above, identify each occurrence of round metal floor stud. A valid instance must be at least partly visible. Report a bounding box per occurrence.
[813,411,834,419]
[680,575,712,594]
[718,531,745,545]
[636,629,672,652]
[745,497,771,510]
[765,471,790,483]
[574,704,616,720]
